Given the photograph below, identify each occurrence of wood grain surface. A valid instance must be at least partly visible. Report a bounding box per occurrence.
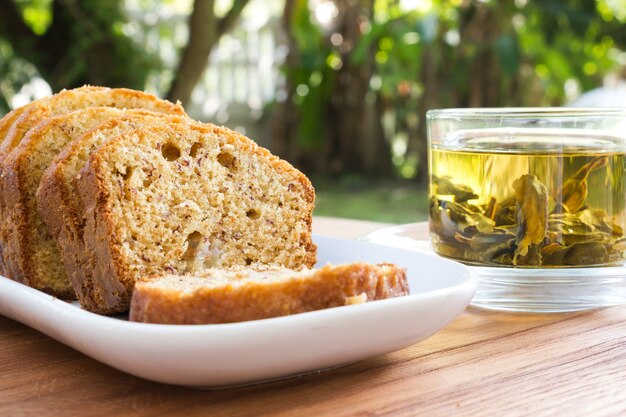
[1,217,625,417]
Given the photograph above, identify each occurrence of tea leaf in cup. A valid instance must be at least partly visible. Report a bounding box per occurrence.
[494,196,517,226]
[562,241,609,265]
[432,175,479,203]
[513,244,542,266]
[512,174,548,261]
[554,156,608,213]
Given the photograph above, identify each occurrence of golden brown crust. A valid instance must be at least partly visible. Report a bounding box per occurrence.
[129,263,409,324]
[36,167,81,294]
[77,122,316,314]
[0,86,184,163]
[77,158,129,312]
[0,88,117,280]
[0,105,29,142]
[0,105,34,275]
[1,112,122,295]
[0,87,106,163]
[1,163,29,284]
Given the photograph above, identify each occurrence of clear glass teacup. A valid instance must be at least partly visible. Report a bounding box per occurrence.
[427,108,626,312]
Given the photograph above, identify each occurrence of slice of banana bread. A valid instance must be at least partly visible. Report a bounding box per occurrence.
[0,105,30,274]
[2,107,185,298]
[76,123,316,314]
[129,263,409,324]
[37,113,189,304]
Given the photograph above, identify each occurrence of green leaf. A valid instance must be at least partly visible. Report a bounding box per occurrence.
[512,174,548,263]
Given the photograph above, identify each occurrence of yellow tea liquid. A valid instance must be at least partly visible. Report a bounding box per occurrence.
[429,129,626,267]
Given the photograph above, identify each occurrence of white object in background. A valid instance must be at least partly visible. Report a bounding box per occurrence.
[569,83,626,108]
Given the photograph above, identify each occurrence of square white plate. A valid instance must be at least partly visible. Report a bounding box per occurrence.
[0,235,475,388]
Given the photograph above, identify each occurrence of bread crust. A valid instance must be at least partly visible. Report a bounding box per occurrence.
[77,122,316,314]
[0,104,35,275]
[0,86,184,163]
[78,158,129,312]
[129,263,409,324]
[0,105,29,144]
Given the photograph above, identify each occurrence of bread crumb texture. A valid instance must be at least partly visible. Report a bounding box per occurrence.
[1,109,185,298]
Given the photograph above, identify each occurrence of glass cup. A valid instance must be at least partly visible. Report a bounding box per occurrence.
[427,108,626,312]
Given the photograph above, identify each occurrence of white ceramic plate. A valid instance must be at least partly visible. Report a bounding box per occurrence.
[359,222,432,251]
[0,235,475,388]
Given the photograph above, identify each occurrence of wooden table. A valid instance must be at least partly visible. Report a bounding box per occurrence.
[1,217,626,416]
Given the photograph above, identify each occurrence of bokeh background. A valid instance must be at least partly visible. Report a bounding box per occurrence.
[1,0,625,223]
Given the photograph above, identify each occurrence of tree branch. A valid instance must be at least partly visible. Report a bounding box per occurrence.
[0,0,39,58]
[216,0,251,37]
[38,0,77,89]
[167,0,250,106]
[57,0,101,35]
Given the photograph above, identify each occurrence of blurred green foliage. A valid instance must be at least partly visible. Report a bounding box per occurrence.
[0,40,39,110]
[280,0,626,179]
[0,0,157,111]
[18,0,52,35]
[1,0,625,185]
[519,0,625,98]
[288,0,336,148]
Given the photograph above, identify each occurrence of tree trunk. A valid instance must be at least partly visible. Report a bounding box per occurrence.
[271,0,393,178]
[414,44,440,184]
[167,0,250,106]
[327,0,392,177]
[269,0,299,163]
[167,0,217,105]
[411,2,513,183]
[463,5,502,107]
